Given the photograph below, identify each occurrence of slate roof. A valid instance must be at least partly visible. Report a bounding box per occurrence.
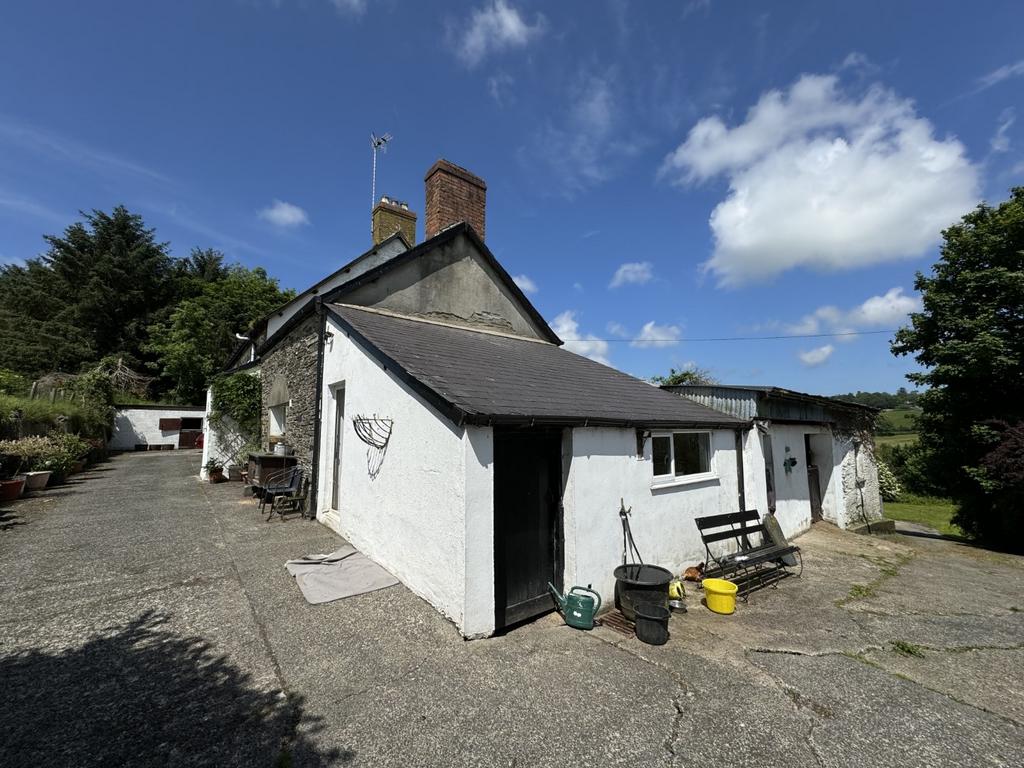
[327,304,748,429]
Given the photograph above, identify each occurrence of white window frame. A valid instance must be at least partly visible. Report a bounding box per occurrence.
[650,430,716,489]
[268,403,287,437]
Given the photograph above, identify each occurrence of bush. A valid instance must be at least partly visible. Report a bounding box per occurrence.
[877,459,903,502]
[877,441,939,498]
[0,369,28,396]
[0,434,82,476]
[0,394,108,438]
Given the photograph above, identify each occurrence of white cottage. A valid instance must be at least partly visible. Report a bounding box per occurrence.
[314,301,755,637]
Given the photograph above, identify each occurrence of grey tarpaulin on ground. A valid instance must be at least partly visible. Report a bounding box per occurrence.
[285,545,399,604]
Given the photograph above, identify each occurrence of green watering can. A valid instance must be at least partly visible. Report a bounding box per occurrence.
[548,583,602,630]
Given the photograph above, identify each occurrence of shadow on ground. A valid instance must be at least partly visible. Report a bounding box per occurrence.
[0,610,353,768]
[0,509,25,531]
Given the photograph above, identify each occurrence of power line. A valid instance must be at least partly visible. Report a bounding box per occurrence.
[560,329,899,343]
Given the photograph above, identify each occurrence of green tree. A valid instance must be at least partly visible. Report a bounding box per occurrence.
[650,366,716,386]
[0,206,175,376]
[892,187,1024,550]
[148,265,292,403]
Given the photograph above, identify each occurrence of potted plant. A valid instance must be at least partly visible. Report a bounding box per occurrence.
[0,443,26,500]
[204,458,225,483]
[0,474,25,501]
[0,436,64,489]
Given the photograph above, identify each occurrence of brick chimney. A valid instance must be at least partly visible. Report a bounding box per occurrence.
[371,196,417,246]
[424,159,486,240]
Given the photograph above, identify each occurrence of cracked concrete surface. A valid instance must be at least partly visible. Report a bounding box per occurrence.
[1,452,1022,767]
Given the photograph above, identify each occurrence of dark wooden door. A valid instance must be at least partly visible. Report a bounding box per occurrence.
[493,428,563,630]
[805,434,823,521]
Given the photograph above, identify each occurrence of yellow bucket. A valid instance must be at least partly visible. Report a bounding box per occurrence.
[702,578,738,615]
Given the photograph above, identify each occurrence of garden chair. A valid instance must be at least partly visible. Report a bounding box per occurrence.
[256,465,303,515]
[267,474,310,522]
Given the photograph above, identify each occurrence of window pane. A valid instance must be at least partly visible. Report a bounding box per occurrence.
[652,436,671,476]
[674,433,710,476]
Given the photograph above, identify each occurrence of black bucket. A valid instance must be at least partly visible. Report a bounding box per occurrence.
[635,602,670,646]
[613,563,673,621]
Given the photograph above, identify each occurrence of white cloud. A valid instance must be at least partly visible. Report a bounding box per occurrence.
[487,72,515,106]
[259,199,310,228]
[609,261,653,288]
[0,114,170,184]
[329,0,366,13]
[527,72,644,197]
[550,310,610,366]
[631,321,682,348]
[991,108,1014,153]
[454,1,545,68]
[976,60,1024,92]
[512,273,537,293]
[799,344,834,367]
[784,287,920,339]
[661,74,980,286]
[606,321,628,337]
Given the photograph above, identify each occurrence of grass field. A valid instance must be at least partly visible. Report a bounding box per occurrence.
[885,494,962,537]
[875,433,919,447]
[878,408,920,433]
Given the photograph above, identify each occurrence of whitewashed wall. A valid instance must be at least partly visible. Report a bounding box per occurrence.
[839,436,883,528]
[109,406,205,451]
[767,424,816,536]
[563,427,743,607]
[316,315,478,632]
[199,378,257,481]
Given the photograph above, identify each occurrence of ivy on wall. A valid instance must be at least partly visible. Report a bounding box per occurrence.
[209,372,262,465]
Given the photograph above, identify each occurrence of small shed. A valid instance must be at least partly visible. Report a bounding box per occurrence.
[664,385,884,531]
[109,405,206,451]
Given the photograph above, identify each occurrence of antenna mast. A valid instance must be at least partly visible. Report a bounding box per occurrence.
[369,131,393,233]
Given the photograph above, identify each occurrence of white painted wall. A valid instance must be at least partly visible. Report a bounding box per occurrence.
[838,436,883,528]
[109,406,205,451]
[199,374,259,481]
[768,425,816,536]
[316,315,474,631]
[563,427,743,607]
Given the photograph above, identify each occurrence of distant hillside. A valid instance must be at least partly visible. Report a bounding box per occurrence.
[832,388,921,410]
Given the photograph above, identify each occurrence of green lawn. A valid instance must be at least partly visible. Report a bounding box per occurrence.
[885,495,962,537]
[878,408,920,432]
[875,432,918,447]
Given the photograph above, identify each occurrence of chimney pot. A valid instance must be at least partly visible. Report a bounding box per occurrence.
[372,196,417,246]
[424,159,486,240]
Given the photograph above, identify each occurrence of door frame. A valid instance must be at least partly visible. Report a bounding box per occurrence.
[492,426,565,631]
[330,383,345,512]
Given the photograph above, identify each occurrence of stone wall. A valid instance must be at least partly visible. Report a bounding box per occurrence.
[260,314,320,468]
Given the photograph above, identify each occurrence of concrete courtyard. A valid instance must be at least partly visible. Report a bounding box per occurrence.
[1,450,1022,767]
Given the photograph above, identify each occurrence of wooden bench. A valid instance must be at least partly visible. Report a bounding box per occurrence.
[695,510,802,597]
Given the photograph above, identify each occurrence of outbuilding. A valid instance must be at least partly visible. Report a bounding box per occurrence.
[664,385,884,532]
[109,405,205,452]
[315,303,751,637]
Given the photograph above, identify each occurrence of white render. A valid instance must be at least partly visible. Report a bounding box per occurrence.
[562,427,744,606]
[199,382,254,481]
[109,405,205,451]
[316,314,488,633]
[313,313,810,637]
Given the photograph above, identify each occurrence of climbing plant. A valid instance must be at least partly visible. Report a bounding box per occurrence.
[209,372,261,464]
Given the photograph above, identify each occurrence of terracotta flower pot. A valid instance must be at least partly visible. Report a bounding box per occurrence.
[70,460,85,474]
[0,478,26,502]
[208,468,225,484]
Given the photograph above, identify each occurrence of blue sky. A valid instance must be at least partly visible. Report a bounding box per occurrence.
[1,1,1021,394]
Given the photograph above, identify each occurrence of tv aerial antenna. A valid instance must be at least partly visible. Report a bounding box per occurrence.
[370,131,393,230]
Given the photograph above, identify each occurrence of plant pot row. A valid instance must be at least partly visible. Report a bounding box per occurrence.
[0,470,55,501]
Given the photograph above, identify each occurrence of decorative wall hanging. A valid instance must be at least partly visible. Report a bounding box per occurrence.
[352,414,393,479]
